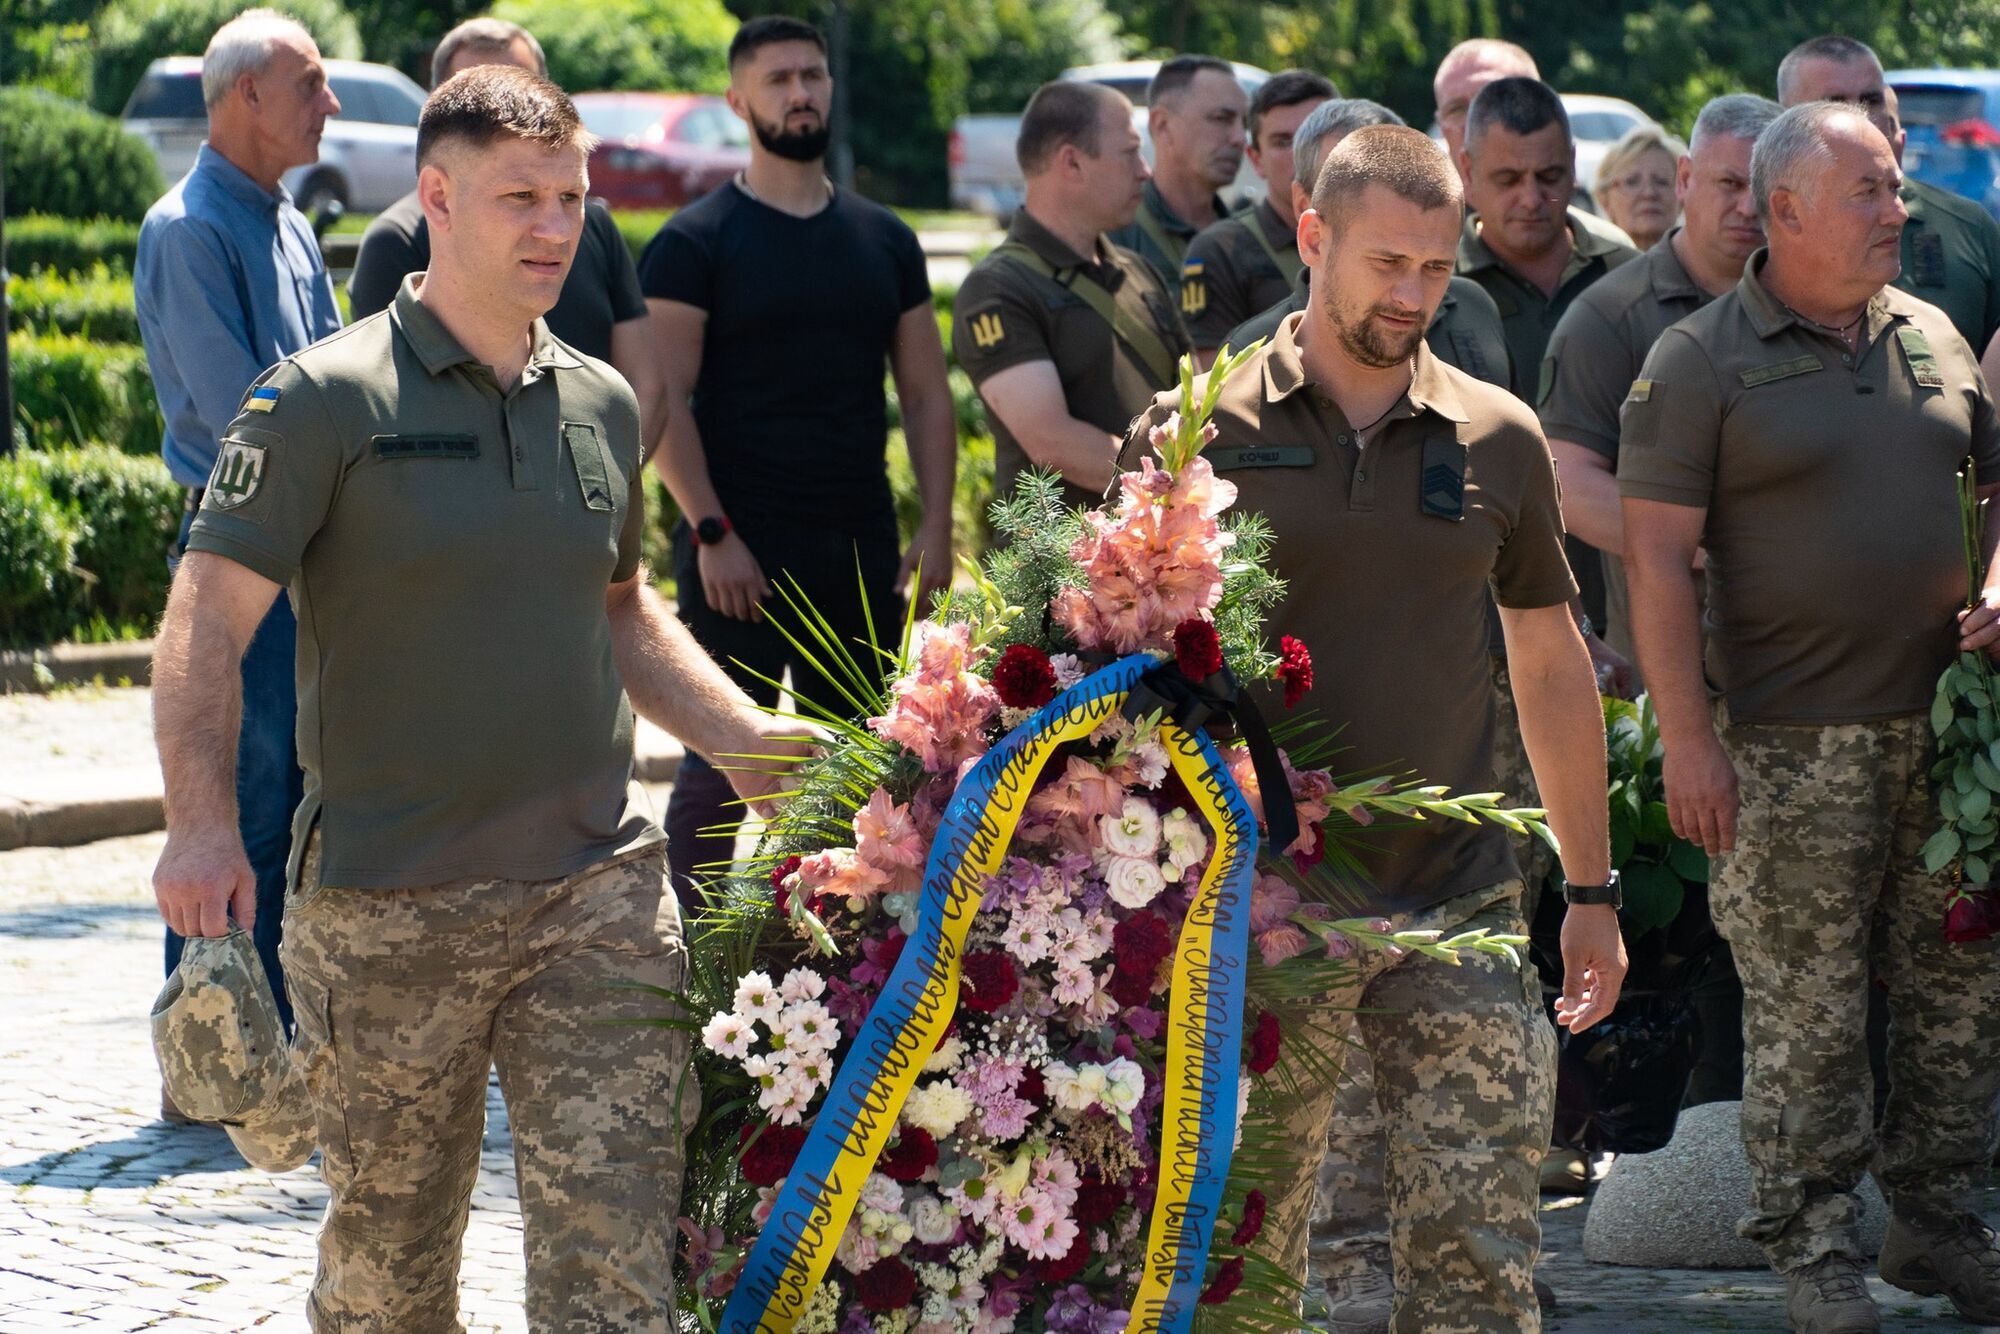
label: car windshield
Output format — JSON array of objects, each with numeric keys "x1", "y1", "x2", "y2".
[
  {"x1": 1569, "y1": 110, "x2": 1638, "y2": 142},
  {"x1": 579, "y1": 102, "x2": 671, "y2": 142},
  {"x1": 1895, "y1": 85, "x2": 1989, "y2": 127},
  {"x1": 124, "y1": 72, "x2": 206, "y2": 120}
]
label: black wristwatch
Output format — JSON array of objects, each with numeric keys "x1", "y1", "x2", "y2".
[
  {"x1": 1563, "y1": 870, "x2": 1622, "y2": 908},
  {"x1": 694, "y1": 515, "x2": 732, "y2": 546}
]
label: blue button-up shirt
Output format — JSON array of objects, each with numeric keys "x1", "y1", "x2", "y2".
[{"x1": 135, "y1": 144, "x2": 344, "y2": 487}]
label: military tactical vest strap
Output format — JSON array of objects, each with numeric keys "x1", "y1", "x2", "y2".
[
  {"x1": 1136, "y1": 206, "x2": 1189, "y2": 278},
  {"x1": 1247, "y1": 212, "x2": 1304, "y2": 285},
  {"x1": 992, "y1": 241, "x2": 1181, "y2": 387}
]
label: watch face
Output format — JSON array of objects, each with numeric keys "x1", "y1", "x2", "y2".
[{"x1": 697, "y1": 518, "x2": 726, "y2": 545}]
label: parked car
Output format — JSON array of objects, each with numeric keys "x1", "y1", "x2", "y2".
[
  {"x1": 1561, "y1": 93, "x2": 1656, "y2": 198},
  {"x1": 571, "y1": 92, "x2": 750, "y2": 211},
  {"x1": 948, "y1": 60, "x2": 1271, "y2": 223},
  {"x1": 120, "y1": 55, "x2": 424, "y2": 214},
  {"x1": 1886, "y1": 69, "x2": 2000, "y2": 220}
]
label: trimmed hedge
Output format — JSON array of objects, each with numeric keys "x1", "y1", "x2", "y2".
[
  {"x1": 0, "y1": 445, "x2": 178, "y2": 648},
  {"x1": 8, "y1": 266, "x2": 143, "y2": 344},
  {"x1": 10, "y1": 333, "x2": 161, "y2": 456},
  {"x1": 8, "y1": 215, "x2": 143, "y2": 277},
  {"x1": 0, "y1": 88, "x2": 164, "y2": 223}
]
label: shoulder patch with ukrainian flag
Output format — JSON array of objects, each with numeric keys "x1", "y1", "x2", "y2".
[{"x1": 243, "y1": 384, "x2": 282, "y2": 414}]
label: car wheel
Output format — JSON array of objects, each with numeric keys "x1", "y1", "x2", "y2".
[{"x1": 296, "y1": 171, "x2": 348, "y2": 217}]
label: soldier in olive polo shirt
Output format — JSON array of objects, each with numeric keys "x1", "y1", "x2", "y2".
[
  {"x1": 1541, "y1": 93, "x2": 1780, "y2": 663},
  {"x1": 955, "y1": 80, "x2": 1189, "y2": 511},
  {"x1": 1620, "y1": 103, "x2": 2000, "y2": 1332},
  {"x1": 1181, "y1": 70, "x2": 1334, "y2": 360},
  {"x1": 1107, "y1": 55, "x2": 1246, "y2": 305},
  {"x1": 150, "y1": 69, "x2": 806, "y2": 1331},
  {"x1": 1777, "y1": 35, "x2": 2000, "y2": 354},
  {"x1": 1229, "y1": 97, "x2": 1510, "y2": 389},
  {"x1": 1121, "y1": 124, "x2": 1624, "y2": 1332}
]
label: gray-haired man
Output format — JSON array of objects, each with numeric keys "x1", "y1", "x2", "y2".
[{"x1": 1622, "y1": 101, "x2": 2000, "y2": 1332}]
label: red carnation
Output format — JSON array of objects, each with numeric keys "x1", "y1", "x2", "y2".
[
  {"x1": 1075, "y1": 1179, "x2": 1128, "y2": 1225},
  {"x1": 1275, "y1": 635, "x2": 1314, "y2": 708},
  {"x1": 879, "y1": 1126, "x2": 938, "y2": 1182},
  {"x1": 1200, "y1": 1255, "x2": 1245, "y2": 1305},
  {"x1": 1112, "y1": 912, "x2": 1174, "y2": 974},
  {"x1": 854, "y1": 1254, "x2": 918, "y2": 1311},
  {"x1": 1230, "y1": 1189, "x2": 1267, "y2": 1246},
  {"x1": 1107, "y1": 965, "x2": 1155, "y2": 1009},
  {"x1": 1034, "y1": 1226, "x2": 1093, "y2": 1283},
  {"x1": 738, "y1": 1122, "x2": 808, "y2": 1187},
  {"x1": 1248, "y1": 1009, "x2": 1282, "y2": 1075},
  {"x1": 1173, "y1": 617, "x2": 1224, "y2": 680},
  {"x1": 993, "y1": 643, "x2": 1058, "y2": 709},
  {"x1": 959, "y1": 951, "x2": 1020, "y2": 1012},
  {"x1": 770, "y1": 854, "x2": 803, "y2": 913},
  {"x1": 1946, "y1": 886, "x2": 2000, "y2": 943}
]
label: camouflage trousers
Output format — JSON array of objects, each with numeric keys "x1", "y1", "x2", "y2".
[
  {"x1": 1710, "y1": 708, "x2": 2000, "y2": 1273},
  {"x1": 1261, "y1": 879, "x2": 1556, "y2": 1333},
  {"x1": 279, "y1": 836, "x2": 696, "y2": 1332},
  {"x1": 1307, "y1": 664, "x2": 1549, "y2": 1294}
]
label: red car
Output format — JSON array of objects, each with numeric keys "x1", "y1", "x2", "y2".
[{"x1": 573, "y1": 92, "x2": 752, "y2": 210}]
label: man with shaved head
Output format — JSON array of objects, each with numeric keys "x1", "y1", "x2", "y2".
[
  {"x1": 1434, "y1": 38, "x2": 1539, "y2": 165},
  {"x1": 1120, "y1": 124, "x2": 1623, "y2": 1331},
  {"x1": 1621, "y1": 101, "x2": 2000, "y2": 1332}
]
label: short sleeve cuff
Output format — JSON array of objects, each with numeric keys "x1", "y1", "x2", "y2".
[
  {"x1": 1539, "y1": 417, "x2": 1620, "y2": 460},
  {"x1": 1617, "y1": 478, "x2": 1713, "y2": 507},
  {"x1": 182, "y1": 525, "x2": 300, "y2": 588},
  {"x1": 964, "y1": 346, "x2": 1057, "y2": 384},
  {"x1": 1494, "y1": 576, "x2": 1581, "y2": 611}
]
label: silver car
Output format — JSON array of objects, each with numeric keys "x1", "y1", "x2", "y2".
[{"x1": 121, "y1": 55, "x2": 425, "y2": 214}]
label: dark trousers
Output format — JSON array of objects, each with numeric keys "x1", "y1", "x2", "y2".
[
  {"x1": 164, "y1": 501, "x2": 302, "y2": 1032},
  {"x1": 664, "y1": 519, "x2": 899, "y2": 907}
]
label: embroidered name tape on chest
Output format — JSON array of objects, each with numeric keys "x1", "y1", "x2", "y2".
[
  {"x1": 372, "y1": 434, "x2": 479, "y2": 458},
  {"x1": 1208, "y1": 445, "x2": 1314, "y2": 469},
  {"x1": 1739, "y1": 356, "x2": 1822, "y2": 388}
]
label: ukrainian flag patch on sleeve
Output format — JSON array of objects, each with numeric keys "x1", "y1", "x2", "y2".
[{"x1": 244, "y1": 385, "x2": 282, "y2": 414}]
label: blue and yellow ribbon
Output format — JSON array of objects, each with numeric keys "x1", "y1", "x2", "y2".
[{"x1": 722, "y1": 653, "x2": 1257, "y2": 1333}]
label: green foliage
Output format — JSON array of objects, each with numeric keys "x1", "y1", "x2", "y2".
[
  {"x1": 8, "y1": 266, "x2": 144, "y2": 344},
  {"x1": 887, "y1": 428, "x2": 994, "y2": 564},
  {"x1": 0, "y1": 445, "x2": 178, "y2": 648},
  {"x1": 5, "y1": 215, "x2": 143, "y2": 277},
  {"x1": 90, "y1": 0, "x2": 363, "y2": 116},
  {"x1": 0, "y1": 88, "x2": 164, "y2": 223},
  {"x1": 1927, "y1": 465, "x2": 2000, "y2": 886},
  {"x1": 968, "y1": 470, "x2": 1087, "y2": 653},
  {"x1": 493, "y1": 0, "x2": 732, "y2": 95},
  {"x1": 9, "y1": 333, "x2": 162, "y2": 456},
  {"x1": 1602, "y1": 693, "x2": 1708, "y2": 936}
]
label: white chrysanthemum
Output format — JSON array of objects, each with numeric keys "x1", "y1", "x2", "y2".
[
  {"x1": 924, "y1": 1035, "x2": 965, "y2": 1073},
  {"x1": 732, "y1": 971, "x2": 783, "y2": 1025},
  {"x1": 779, "y1": 967, "x2": 827, "y2": 1003},
  {"x1": 700, "y1": 1011, "x2": 755, "y2": 1061},
  {"x1": 774, "y1": 999, "x2": 840, "y2": 1054},
  {"x1": 1100, "y1": 796, "x2": 1163, "y2": 858},
  {"x1": 1103, "y1": 855, "x2": 1167, "y2": 909},
  {"x1": 902, "y1": 1079, "x2": 973, "y2": 1137}
]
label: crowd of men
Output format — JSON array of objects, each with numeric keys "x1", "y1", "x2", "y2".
[{"x1": 130, "y1": 7, "x2": 2000, "y2": 1332}]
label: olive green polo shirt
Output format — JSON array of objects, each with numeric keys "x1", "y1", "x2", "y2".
[
  {"x1": 1107, "y1": 180, "x2": 1231, "y2": 309},
  {"x1": 1182, "y1": 197, "x2": 1301, "y2": 348},
  {"x1": 1540, "y1": 229, "x2": 1717, "y2": 655},
  {"x1": 1895, "y1": 177, "x2": 2000, "y2": 354},
  {"x1": 1224, "y1": 270, "x2": 1511, "y2": 389},
  {"x1": 953, "y1": 208, "x2": 1189, "y2": 511},
  {"x1": 1618, "y1": 253, "x2": 2000, "y2": 726},
  {"x1": 186, "y1": 277, "x2": 660, "y2": 890},
  {"x1": 1118, "y1": 312, "x2": 1576, "y2": 912}
]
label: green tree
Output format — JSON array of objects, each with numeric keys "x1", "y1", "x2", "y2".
[
  {"x1": 492, "y1": 0, "x2": 734, "y2": 94},
  {"x1": 1, "y1": 86, "x2": 165, "y2": 220},
  {"x1": 89, "y1": 0, "x2": 363, "y2": 115}
]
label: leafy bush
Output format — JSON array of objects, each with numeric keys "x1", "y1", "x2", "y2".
[
  {"x1": 491, "y1": 0, "x2": 731, "y2": 96},
  {"x1": 888, "y1": 428, "x2": 995, "y2": 560},
  {"x1": 0, "y1": 467, "x2": 84, "y2": 648},
  {"x1": 15, "y1": 446, "x2": 180, "y2": 632},
  {"x1": 6, "y1": 216, "x2": 143, "y2": 277},
  {"x1": 10, "y1": 334, "x2": 161, "y2": 456},
  {"x1": 90, "y1": 0, "x2": 363, "y2": 116},
  {"x1": 0, "y1": 88, "x2": 165, "y2": 223},
  {"x1": 8, "y1": 266, "x2": 143, "y2": 344}
]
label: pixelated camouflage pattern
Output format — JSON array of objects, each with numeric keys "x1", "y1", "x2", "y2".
[
  {"x1": 151, "y1": 928, "x2": 316, "y2": 1171},
  {"x1": 1256, "y1": 880, "x2": 1556, "y2": 1333},
  {"x1": 280, "y1": 837, "x2": 696, "y2": 1332},
  {"x1": 1710, "y1": 708, "x2": 2000, "y2": 1273}
]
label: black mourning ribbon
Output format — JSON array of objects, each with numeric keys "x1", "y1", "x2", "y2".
[{"x1": 1122, "y1": 659, "x2": 1301, "y2": 856}]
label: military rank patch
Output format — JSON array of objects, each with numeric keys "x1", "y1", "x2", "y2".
[
  {"x1": 206, "y1": 436, "x2": 267, "y2": 510},
  {"x1": 1897, "y1": 326, "x2": 1945, "y2": 388},
  {"x1": 1180, "y1": 261, "x2": 1207, "y2": 317},
  {"x1": 243, "y1": 385, "x2": 282, "y2": 414},
  {"x1": 967, "y1": 306, "x2": 1005, "y2": 350}
]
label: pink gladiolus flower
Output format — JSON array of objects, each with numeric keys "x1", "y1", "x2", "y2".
[
  {"x1": 1248, "y1": 873, "x2": 1310, "y2": 966},
  {"x1": 1053, "y1": 455, "x2": 1238, "y2": 654},
  {"x1": 853, "y1": 787, "x2": 925, "y2": 896},
  {"x1": 869, "y1": 622, "x2": 999, "y2": 773}
]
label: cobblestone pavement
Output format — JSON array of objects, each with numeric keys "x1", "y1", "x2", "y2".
[{"x1": 3, "y1": 832, "x2": 1996, "y2": 1332}]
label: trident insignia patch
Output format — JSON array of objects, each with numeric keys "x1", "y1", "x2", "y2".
[
  {"x1": 969, "y1": 310, "x2": 1005, "y2": 349},
  {"x1": 1180, "y1": 261, "x2": 1207, "y2": 318},
  {"x1": 207, "y1": 437, "x2": 267, "y2": 510}
]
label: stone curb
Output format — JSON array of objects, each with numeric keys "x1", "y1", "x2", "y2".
[
  {"x1": 0, "y1": 641, "x2": 155, "y2": 694},
  {"x1": 0, "y1": 748, "x2": 682, "y2": 851}
]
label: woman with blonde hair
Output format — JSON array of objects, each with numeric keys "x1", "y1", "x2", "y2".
[{"x1": 1595, "y1": 123, "x2": 1685, "y2": 250}]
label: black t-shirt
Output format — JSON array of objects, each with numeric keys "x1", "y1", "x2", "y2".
[
  {"x1": 636, "y1": 181, "x2": 930, "y2": 534},
  {"x1": 347, "y1": 194, "x2": 646, "y2": 362}
]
